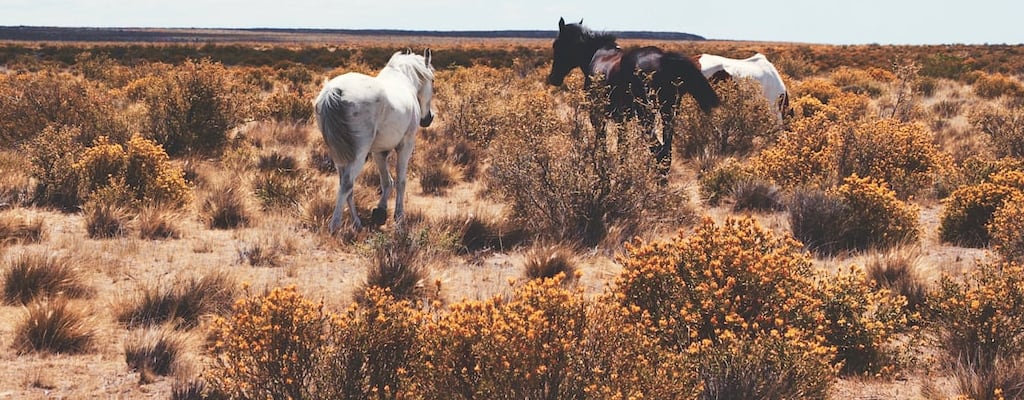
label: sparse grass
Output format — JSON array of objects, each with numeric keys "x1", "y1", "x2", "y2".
[
  {"x1": 952, "y1": 359, "x2": 1024, "y2": 400},
  {"x1": 0, "y1": 211, "x2": 45, "y2": 246},
  {"x1": 136, "y1": 205, "x2": 183, "y2": 240},
  {"x1": 84, "y1": 201, "x2": 130, "y2": 238},
  {"x1": 418, "y1": 161, "x2": 461, "y2": 195},
  {"x1": 2, "y1": 251, "x2": 92, "y2": 305},
  {"x1": 432, "y1": 210, "x2": 527, "y2": 254},
  {"x1": 201, "y1": 181, "x2": 253, "y2": 229},
  {"x1": 116, "y1": 272, "x2": 237, "y2": 329},
  {"x1": 125, "y1": 327, "x2": 191, "y2": 382},
  {"x1": 14, "y1": 298, "x2": 96, "y2": 354},
  {"x1": 865, "y1": 247, "x2": 930, "y2": 314},
  {"x1": 522, "y1": 243, "x2": 578, "y2": 284},
  {"x1": 357, "y1": 227, "x2": 428, "y2": 304}
]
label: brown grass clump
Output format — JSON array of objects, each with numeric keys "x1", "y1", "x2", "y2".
[
  {"x1": 135, "y1": 205, "x2": 183, "y2": 240},
  {"x1": 14, "y1": 298, "x2": 96, "y2": 354},
  {"x1": 357, "y1": 227, "x2": 429, "y2": 304},
  {"x1": 83, "y1": 200, "x2": 130, "y2": 239},
  {"x1": 200, "y1": 180, "x2": 253, "y2": 229},
  {"x1": 731, "y1": 176, "x2": 785, "y2": 212},
  {"x1": 116, "y1": 272, "x2": 237, "y2": 329},
  {"x1": 0, "y1": 211, "x2": 45, "y2": 246},
  {"x1": 2, "y1": 251, "x2": 92, "y2": 305},
  {"x1": 417, "y1": 161, "x2": 462, "y2": 195},
  {"x1": 522, "y1": 243, "x2": 578, "y2": 284},
  {"x1": 865, "y1": 247, "x2": 930, "y2": 314},
  {"x1": 124, "y1": 327, "x2": 192, "y2": 383}
]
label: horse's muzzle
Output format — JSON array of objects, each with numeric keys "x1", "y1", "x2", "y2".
[{"x1": 419, "y1": 112, "x2": 434, "y2": 128}]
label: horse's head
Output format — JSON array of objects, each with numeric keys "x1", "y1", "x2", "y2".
[
  {"x1": 417, "y1": 49, "x2": 435, "y2": 127},
  {"x1": 547, "y1": 17, "x2": 588, "y2": 86}
]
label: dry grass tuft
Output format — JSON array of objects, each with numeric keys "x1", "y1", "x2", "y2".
[
  {"x1": 136, "y1": 205, "x2": 183, "y2": 240},
  {"x1": 125, "y1": 327, "x2": 192, "y2": 383},
  {"x1": 14, "y1": 298, "x2": 96, "y2": 354},
  {"x1": 201, "y1": 181, "x2": 253, "y2": 229},
  {"x1": 2, "y1": 251, "x2": 92, "y2": 305},
  {"x1": 418, "y1": 161, "x2": 462, "y2": 195},
  {"x1": 0, "y1": 210, "x2": 45, "y2": 246},
  {"x1": 357, "y1": 227, "x2": 429, "y2": 304},
  {"x1": 84, "y1": 201, "x2": 131, "y2": 238},
  {"x1": 522, "y1": 243, "x2": 579, "y2": 284},
  {"x1": 865, "y1": 246, "x2": 930, "y2": 313},
  {"x1": 117, "y1": 272, "x2": 237, "y2": 329}
]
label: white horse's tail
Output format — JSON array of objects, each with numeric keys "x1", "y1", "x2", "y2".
[{"x1": 314, "y1": 86, "x2": 357, "y2": 164}]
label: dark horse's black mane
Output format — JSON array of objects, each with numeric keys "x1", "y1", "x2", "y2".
[{"x1": 547, "y1": 18, "x2": 719, "y2": 179}]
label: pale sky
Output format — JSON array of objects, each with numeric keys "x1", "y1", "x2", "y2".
[{"x1": 2, "y1": 0, "x2": 1022, "y2": 45}]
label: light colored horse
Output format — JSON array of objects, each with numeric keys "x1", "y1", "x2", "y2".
[
  {"x1": 694, "y1": 53, "x2": 790, "y2": 120},
  {"x1": 314, "y1": 49, "x2": 435, "y2": 231}
]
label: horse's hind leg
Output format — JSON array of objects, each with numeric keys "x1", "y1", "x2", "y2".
[
  {"x1": 332, "y1": 155, "x2": 368, "y2": 231},
  {"x1": 371, "y1": 151, "x2": 393, "y2": 225}
]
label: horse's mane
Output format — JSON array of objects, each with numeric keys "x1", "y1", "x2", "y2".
[
  {"x1": 569, "y1": 23, "x2": 618, "y2": 49},
  {"x1": 385, "y1": 52, "x2": 434, "y2": 88}
]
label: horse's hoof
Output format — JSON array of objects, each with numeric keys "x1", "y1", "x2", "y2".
[{"x1": 371, "y1": 207, "x2": 387, "y2": 225}]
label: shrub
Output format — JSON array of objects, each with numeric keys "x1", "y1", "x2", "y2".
[
  {"x1": 817, "y1": 266, "x2": 910, "y2": 376},
  {"x1": 2, "y1": 251, "x2": 92, "y2": 305},
  {"x1": 207, "y1": 286, "x2": 330, "y2": 400},
  {"x1": 697, "y1": 157, "x2": 750, "y2": 206},
  {"x1": 117, "y1": 272, "x2": 236, "y2": 329},
  {"x1": 930, "y1": 261, "x2": 1024, "y2": 398},
  {"x1": 141, "y1": 59, "x2": 247, "y2": 156},
  {"x1": 253, "y1": 169, "x2": 312, "y2": 210},
  {"x1": 26, "y1": 125, "x2": 85, "y2": 209},
  {"x1": 973, "y1": 72, "x2": 1024, "y2": 99},
  {"x1": 0, "y1": 70, "x2": 131, "y2": 146},
  {"x1": 417, "y1": 161, "x2": 461, "y2": 195},
  {"x1": 615, "y1": 217, "x2": 837, "y2": 397},
  {"x1": 790, "y1": 175, "x2": 920, "y2": 255},
  {"x1": 261, "y1": 90, "x2": 313, "y2": 123},
  {"x1": 320, "y1": 287, "x2": 422, "y2": 399},
  {"x1": 436, "y1": 65, "x2": 518, "y2": 145},
  {"x1": 835, "y1": 119, "x2": 945, "y2": 198},
  {"x1": 487, "y1": 85, "x2": 684, "y2": 246},
  {"x1": 430, "y1": 210, "x2": 527, "y2": 254},
  {"x1": 14, "y1": 298, "x2": 96, "y2": 354},
  {"x1": 971, "y1": 104, "x2": 1024, "y2": 158},
  {"x1": 939, "y1": 174, "x2": 1023, "y2": 247},
  {"x1": 73, "y1": 134, "x2": 192, "y2": 208},
  {"x1": 991, "y1": 193, "x2": 1024, "y2": 263},
  {"x1": 731, "y1": 176, "x2": 785, "y2": 212},
  {"x1": 675, "y1": 78, "x2": 780, "y2": 158}
]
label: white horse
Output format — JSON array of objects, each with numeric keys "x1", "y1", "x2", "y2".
[
  {"x1": 694, "y1": 53, "x2": 790, "y2": 120},
  {"x1": 314, "y1": 49, "x2": 435, "y2": 231}
]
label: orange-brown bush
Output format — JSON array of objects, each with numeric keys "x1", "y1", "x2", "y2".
[
  {"x1": 971, "y1": 71, "x2": 1024, "y2": 99},
  {"x1": 138, "y1": 59, "x2": 250, "y2": 156},
  {"x1": 990, "y1": 192, "x2": 1024, "y2": 263},
  {"x1": 616, "y1": 217, "x2": 837, "y2": 398},
  {"x1": 26, "y1": 125, "x2": 86, "y2": 209},
  {"x1": 971, "y1": 103, "x2": 1024, "y2": 158},
  {"x1": 0, "y1": 70, "x2": 131, "y2": 146},
  {"x1": 835, "y1": 119, "x2": 946, "y2": 198},
  {"x1": 486, "y1": 83, "x2": 686, "y2": 247}
]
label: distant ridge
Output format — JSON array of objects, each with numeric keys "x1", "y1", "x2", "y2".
[{"x1": 0, "y1": 26, "x2": 706, "y2": 43}]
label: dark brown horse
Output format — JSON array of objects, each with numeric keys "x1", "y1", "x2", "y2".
[{"x1": 547, "y1": 18, "x2": 720, "y2": 177}]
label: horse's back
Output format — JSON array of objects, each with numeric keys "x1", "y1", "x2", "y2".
[{"x1": 698, "y1": 53, "x2": 787, "y2": 107}]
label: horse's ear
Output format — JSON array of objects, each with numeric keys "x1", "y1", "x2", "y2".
[
  {"x1": 423, "y1": 48, "x2": 432, "y2": 66},
  {"x1": 404, "y1": 47, "x2": 413, "y2": 54},
  {"x1": 558, "y1": 17, "x2": 565, "y2": 30},
  {"x1": 579, "y1": 19, "x2": 583, "y2": 25}
]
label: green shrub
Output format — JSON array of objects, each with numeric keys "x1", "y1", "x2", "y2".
[
  {"x1": 675, "y1": 78, "x2": 780, "y2": 158},
  {"x1": 939, "y1": 172, "x2": 1023, "y2": 247},
  {"x1": 26, "y1": 125, "x2": 86, "y2": 209}
]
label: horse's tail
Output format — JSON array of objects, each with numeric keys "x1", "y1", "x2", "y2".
[
  {"x1": 314, "y1": 85, "x2": 357, "y2": 164},
  {"x1": 665, "y1": 53, "x2": 720, "y2": 112}
]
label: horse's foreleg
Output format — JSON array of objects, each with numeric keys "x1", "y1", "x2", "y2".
[
  {"x1": 393, "y1": 136, "x2": 416, "y2": 223},
  {"x1": 656, "y1": 105, "x2": 676, "y2": 181},
  {"x1": 371, "y1": 151, "x2": 392, "y2": 225}
]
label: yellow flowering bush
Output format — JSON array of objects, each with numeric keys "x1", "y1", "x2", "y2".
[
  {"x1": 675, "y1": 77, "x2": 779, "y2": 158},
  {"x1": 321, "y1": 287, "x2": 422, "y2": 399},
  {"x1": 832, "y1": 174, "x2": 920, "y2": 251},
  {"x1": 817, "y1": 266, "x2": 911, "y2": 376},
  {"x1": 616, "y1": 217, "x2": 838, "y2": 398},
  {"x1": 970, "y1": 104, "x2": 1024, "y2": 158},
  {"x1": 206, "y1": 286, "x2": 330, "y2": 399},
  {"x1": 990, "y1": 192, "x2": 1024, "y2": 263},
  {"x1": 930, "y1": 261, "x2": 1024, "y2": 400},
  {"x1": 939, "y1": 170, "x2": 1024, "y2": 247},
  {"x1": 836, "y1": 118, "x2": 946, "y2": 197},
  {"x1": 72, "y1": 134, "x2": 191, "y2": 208}
]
